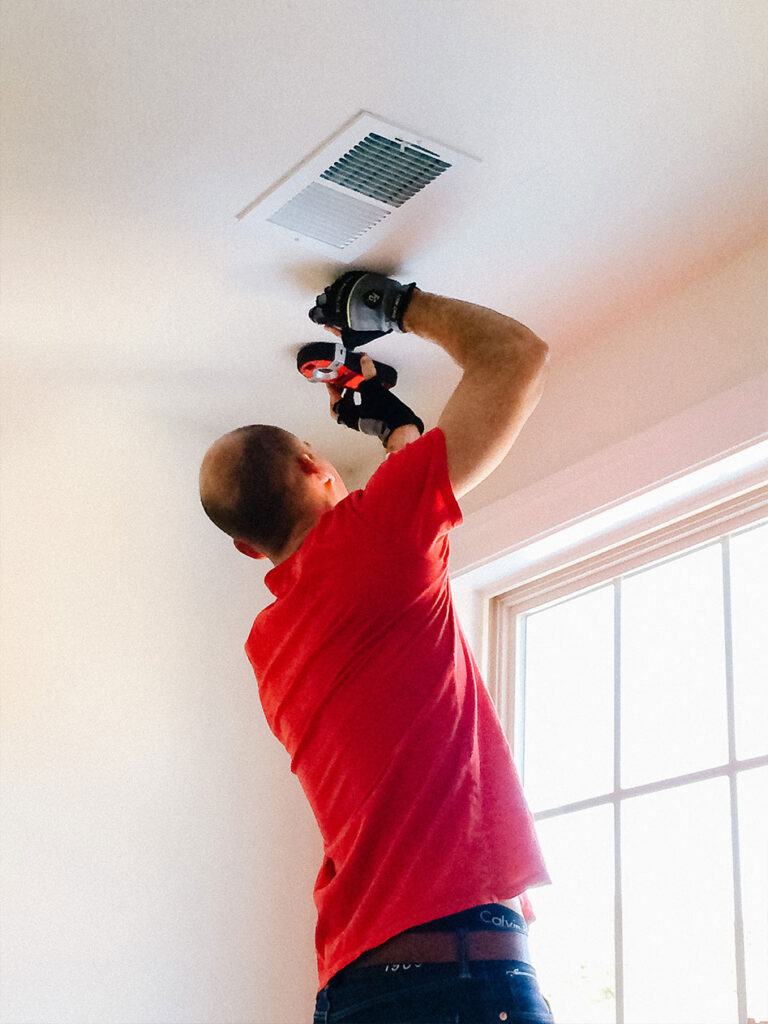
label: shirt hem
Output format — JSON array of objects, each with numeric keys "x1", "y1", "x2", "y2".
[{"x1": 315, "y1": 871, "x2": 551, "y2": 991}]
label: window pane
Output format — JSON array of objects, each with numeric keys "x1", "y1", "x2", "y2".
[
  {"x1": 620, "y1": 544, "x2": 727, "y2": 788},
  {"x1": 621, "y1": 779, "x2": 738, "y2": 1024},
  {"x1": 522, "y1": 585, "x2": 614, "y2": 810},
  {"x1": 730, "y1": 522, "x2": 768, "y2": 760},
  {"x1": 531, "y1": 806, "x2": 615, "y2": 1024},
  {"x1": 739, "y1": 766, "x2": 768, "y2": 1023}
]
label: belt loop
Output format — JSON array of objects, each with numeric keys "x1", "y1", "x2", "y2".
[
  {"x1": 457, "y1": 927, "x2": 470, "y2": 979},
  {"x1": 313, "y1": 984, "x2": 330, "y2": 1024}
]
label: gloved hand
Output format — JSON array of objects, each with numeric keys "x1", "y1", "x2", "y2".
[
  {"x1": 309, "y1": 271, "x2": 417, "y2": 349},
  {"x1": 329, "y1": 355, "x2": 424, "y2": 447}
]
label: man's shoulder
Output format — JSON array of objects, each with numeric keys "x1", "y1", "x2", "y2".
[
  {"x1": 367, "y1": 428, "x2": 444, "y2": 486},
  {"x1": 356, "y1": 428, "x2": 462, "y2": 543}
]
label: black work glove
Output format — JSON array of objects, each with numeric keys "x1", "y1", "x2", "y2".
[
  {"x1": 309, "y1": 271, "x2": 417, "y2": 349},
  {"x1": 333, "y1": 378, "x2": 424, "y2": 447}
]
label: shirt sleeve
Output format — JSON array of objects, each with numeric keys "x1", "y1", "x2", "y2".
[{"x1": 357, "y1": 427, "x2": 463, "y2": 549}]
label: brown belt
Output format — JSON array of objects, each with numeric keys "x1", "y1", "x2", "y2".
[{"x1": 353, "y1": 928, "x2": 532, "y2": 967}]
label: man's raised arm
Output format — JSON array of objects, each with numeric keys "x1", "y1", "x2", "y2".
[
  {"x1": 403, "y1": 289, "x2": 549, "y2": 499},
  {"x1": 309, "y1": 273, "x2": 549, "y2": 495}
]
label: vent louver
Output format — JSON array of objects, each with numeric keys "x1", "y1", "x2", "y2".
[
  {"x1": 267, "y1": 182, "x2": 391, "y2": 249},
  {"x1": 319, "y1": 133, "x2": 452, "y2": 208},
  {"x1": 237, "y1": 112, "x2": 477, "y2": 261}
]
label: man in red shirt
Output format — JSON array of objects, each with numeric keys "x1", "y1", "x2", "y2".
[{"x1": 199, "y1": 273, "x2": 553, "y2": 1023}]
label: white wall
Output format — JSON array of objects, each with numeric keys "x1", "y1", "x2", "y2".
[{"x1": 0, "y1": 381, "x2": 320, "y2": 1023}]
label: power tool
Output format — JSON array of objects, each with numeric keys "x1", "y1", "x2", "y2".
[{"x1": 296, "y1": 341, "x2": 397, "y2": 391}]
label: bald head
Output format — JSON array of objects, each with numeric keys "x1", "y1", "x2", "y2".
[
  {"x1": 199, "y1": 430, "x2": 251, "y2": 511},
  {"x1": 199, "y1": 425, "x2": 306, "y2": 555}
]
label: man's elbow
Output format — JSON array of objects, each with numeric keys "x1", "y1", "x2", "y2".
[
  {"x1": 523, "y1": 329, "x2": 549, "y2": 364},
  {"x1": 468, "y1": 325, "x2": 549, "y2": 388},
  {"x1": 512, "y1": 330, "x2": 550, "y2": 383}
]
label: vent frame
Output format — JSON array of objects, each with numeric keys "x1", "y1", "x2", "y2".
[{"x1": 236, "y1": 111, "x2": 479, "y2": 261}]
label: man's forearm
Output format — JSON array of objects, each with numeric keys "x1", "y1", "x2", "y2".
[{"x1": 402, "y1": 289, "x2": 546, "y2": 371}]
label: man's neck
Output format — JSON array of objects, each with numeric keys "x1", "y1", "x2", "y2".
[{"x1": 270, "y1": 501, "x2": 334, "y2": 566}]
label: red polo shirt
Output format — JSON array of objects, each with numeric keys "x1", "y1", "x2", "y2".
[{"x1": 245, "y1": 428, "x2": 549, "y2": 989}]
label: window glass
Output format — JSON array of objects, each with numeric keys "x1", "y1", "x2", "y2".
[
  {"x1": 522, "y1": 584, "x2": 614, "y2": 810},
  {"x1": 621, "y1": 779, "x2": 738, "y2": 1024},
  {"x1": 729, "y1": 522, "x2": 768, "y2": 760},
  {"x1": 620, "y1": 544, "x2": 727, "y2": 788},
  {"x1": 531, "y1": 805, "x2": 615, "y2": 1024},
  {"x1": 739, "y1": 766, "x2": 768, "y2": 1023}
]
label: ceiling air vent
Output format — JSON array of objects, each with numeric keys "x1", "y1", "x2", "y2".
[{"x1": 236, "y1": 112, "x2": 478, "y2": 261}]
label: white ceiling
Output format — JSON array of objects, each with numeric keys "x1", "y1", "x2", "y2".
[{"x1": 2, "y1": 1, "x2": 767, "y2": 498}]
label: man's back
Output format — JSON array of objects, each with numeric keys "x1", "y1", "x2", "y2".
[{"x1": 245, "y1": 428, "x2": 548, "y2": 988}]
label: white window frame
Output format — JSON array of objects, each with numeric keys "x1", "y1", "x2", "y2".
[{"x1": 483, "y1": 484, "x2": 768, "y2": 1024}]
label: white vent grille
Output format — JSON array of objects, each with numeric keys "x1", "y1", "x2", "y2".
[
  {"x1": 267, "y1": 182, "x2": 391, "y2": 250},
  {"x1": 237, "y1": 112, "x2": 477, "y2": 261}
]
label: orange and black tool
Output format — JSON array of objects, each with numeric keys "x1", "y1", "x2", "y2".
[{"x1": 297, "y1": 341, "x2": 398, "y2": 391}]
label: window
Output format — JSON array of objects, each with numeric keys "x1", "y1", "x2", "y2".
[{"x1": 490, "y1": 494, "x2": 768, "y2": 1024}]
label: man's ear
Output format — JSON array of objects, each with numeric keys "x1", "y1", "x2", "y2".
[
  {"x1": 297, "y1": 452, "x2": 333, "y2": 485},
  {"x1": 297, "y1": 452, "x2": 317, "y2": 476},
  {"x1": 233, "y1": 539, "x2": 266, "y2": 560}
]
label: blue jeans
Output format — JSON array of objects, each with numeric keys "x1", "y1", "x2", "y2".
[
  {"x1": 313, "y1": 904, "x2": 554, "y2": 1023},
  {"x1": 313, "y1": 960, "x2": 554, "y2": 1023}
]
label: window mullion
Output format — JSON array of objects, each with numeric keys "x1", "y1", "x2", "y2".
[
  {"x1": 512, "y1": 607, "x2": 527, "y2": 782},
  {"x1": 722, "y1": 537, "x2": 748, "y2": 1024},
  {"x1": 613, "y1": 579, "x2": 625, "y2": 1024}
]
